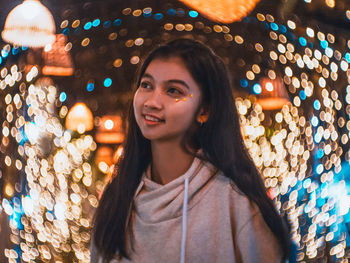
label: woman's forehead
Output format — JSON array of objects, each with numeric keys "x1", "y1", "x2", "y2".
[{"x1": 143, "y1": 57, "x2": 198, "y2": 86}]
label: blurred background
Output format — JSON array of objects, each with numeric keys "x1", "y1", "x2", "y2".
[{"x1": 0, "y1": 0, "x2": 349, "y2": 262}]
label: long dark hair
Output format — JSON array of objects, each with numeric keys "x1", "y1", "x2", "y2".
[{"x1": 93, "y1": 38, "x2": 291, "y2": 262}]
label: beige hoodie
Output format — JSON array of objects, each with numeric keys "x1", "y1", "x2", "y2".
[{"x1": 91, "y1": 157, "x2": 283, "y2": 263}]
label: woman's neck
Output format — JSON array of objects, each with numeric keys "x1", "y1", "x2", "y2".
[{"x1": 150, "y1": 140, "x2": 194, "y2": 185}]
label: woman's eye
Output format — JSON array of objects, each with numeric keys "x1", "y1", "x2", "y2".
[
  {"x1": 167, "y1": 87, "x2": 182, "y2": 95},
  {"x1": 140, "y1": 82, "x2": 151, "y2": 89}
]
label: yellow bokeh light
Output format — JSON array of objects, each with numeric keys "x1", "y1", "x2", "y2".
[
  {"x1": 60, "y1": 20, "x2": 68, "y2": 29},
  {"x1": 81, "y1": 38, "x2": 90, "y2": 47},
  {"x1": 72, "y1": 20, "x2": 80, "y2": 28},
  {"x1": 175, "y1": 24, "x2": 185, "y2": 31},
  {"x1": 5, "y1": 184, "x2": 14, "y2": 196},
  {"x1": 164, "y1": 23, "x2": 174, "y2": 31},
  {"x1": 234, "y1": 35, "x2": 244, "y2": 44},
  {"x1": 113, "y1": 58, "x2": 123, "y2": 68},
  {"x1": 325, "y1": 0, "x2": 335, "y2": 8}
]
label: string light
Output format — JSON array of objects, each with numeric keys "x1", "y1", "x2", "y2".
[{"x1": 1, "y1": 3, "x2": 350, "y2": 262}]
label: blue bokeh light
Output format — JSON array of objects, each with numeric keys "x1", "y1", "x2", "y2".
[
  {"x1": 92, "y1": 19, "x2": 100, "y2": 27},
  {"x1": 87, "y1": 82, "x2": 94, "y2": 92},
  {"x1": 113, "y1": 19, "x2": 122, "y2": 26},
  {"x1": 313, "y1": 100, "x2": 321, "y2": 110},
  {"x1": 84, "y1": 22, "x2": 92, "y2": 30},
  {"x1": 103, "y1": 21, "x2": 111, "y2": 28},
  {"x1": 240, "y1": 79, "x2": 248, "y2": 88},
  {"x1": 189, "y1": 10, "x2": 198, "y2": 18},
  {"x1": 253, "y1": 83, "x2": 262, "y2": 94},
  {"x1": 62, "y1": 28, "x2": 70, "y2": 35},
  {"x1": 154, "y1": 13, "x2": 163, "y2": 20},
  {"x1": 104, "y1": 78, "x2": 112, "y2": 87},
  {"x1": 12, "y1": 48, "x2": 19, "y2": 55},
  {"x1": 59, "y1": 92, "x2": 67, "y2": 102},
  {"x1": 316, "y1": 149, "x2": 324, "y2": 159},
  {"x1": 299, "y1": 37, "x2": 307, "y2": 47},
  {"x1": 167, "y1": 9, "x2": 176, "y2": 16},
  {"x1": 320, "y1": 40, "x2": 328, "y2": 49},
  {"x1": 270, "y1": 23, "x2": 278, "y2": 31},
  {"x1": 345, "y1": 53, "x2": 350, "y2": 63},
  {"x1": 279, "y1": 25, "x2": 287, "y2": 33}
]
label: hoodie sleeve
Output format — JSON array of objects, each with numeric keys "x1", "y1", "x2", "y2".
[{"x1": 235, "y1": 211, "x2": 283, "y2": 263}]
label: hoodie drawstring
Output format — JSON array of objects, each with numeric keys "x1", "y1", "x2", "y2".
[{"x1": 180, "y1": 177, "x2": 189, "y2": 263}]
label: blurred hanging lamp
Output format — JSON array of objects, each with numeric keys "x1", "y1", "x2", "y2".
[
  {"x1": 1, "y1": 0, "x2": 56, "y2": 48},
  {"x1": 256, "y1": 77, "x2": 290, "y2": 110},
  {"x1": 65, "y1": 103, "x2": 94, "y2": 133},
  {"x1": 95, "y1": 146, "x2": 114, "y2": 167},
  {"x1": 42, "y1": 34, "x2": 74, "y2": 76},
  {"x1": 179, "y1": 0, "x2": 261, "y2": 23},
  {"x1": 95, "y1": 115, "x2": 124, "y2": 144}
]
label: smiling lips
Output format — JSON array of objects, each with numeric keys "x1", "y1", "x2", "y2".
[{"x1": 143, "y1": 114, "x2": 165, "y2": 124}]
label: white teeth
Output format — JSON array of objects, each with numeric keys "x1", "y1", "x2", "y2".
[{"x1": 145, "y1": 115, "x2": 162, "y2": 122}]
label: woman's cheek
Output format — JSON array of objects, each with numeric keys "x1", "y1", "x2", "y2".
[
  {"x1": 133, "y1": 92, "x2": 143, "y2": 123},
  {"x1": 171, "y1": 102, "x2": 196, "y2": 122},
  {"x1": 133, "y1": 90, "x2": 143, "y2": 109}
]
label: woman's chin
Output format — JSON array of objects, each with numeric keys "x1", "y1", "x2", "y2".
[
  {"x1": 141, "y1": 132, "x2": 182, "y2": 143},
  {"x1": 141, "y1": 132, "x2": 162, "y2": 141}
]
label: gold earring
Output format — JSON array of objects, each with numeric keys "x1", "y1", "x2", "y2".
[{"x1": 198, "y1": 115, "x2": 207, "y2": 125}]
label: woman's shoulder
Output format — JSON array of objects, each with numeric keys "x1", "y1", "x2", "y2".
[
  {"x1": 213, "y1": 169, "x2": 248, "y2": 196},
  {"x1": 200, "y1": 159, "x2": 260, "y2": 214},
  {"x1": 213, "y1": 170, "x2": 260, "y2": 216}
]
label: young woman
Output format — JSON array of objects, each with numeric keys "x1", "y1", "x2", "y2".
[{"x1": 91, "y1": 38, "x2": 291, "y2": 263}]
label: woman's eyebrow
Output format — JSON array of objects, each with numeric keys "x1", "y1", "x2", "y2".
[
  {"x1": 142, "y1": 73, "x2": 190, "y2": 90},
  {"x1": 166, "y1": 80, "x2": 190, "y2": 90},
  {"x1": 141, "y1": 73, "x2": 154, "y2": 80}
]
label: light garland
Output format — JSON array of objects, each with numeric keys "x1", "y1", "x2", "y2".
[
  {"x1": 1, "y1": 3, "x2": 350, "y2": 262},
  {"x1": 0, "y1": 54, "x2": 96, "y2": 262}
]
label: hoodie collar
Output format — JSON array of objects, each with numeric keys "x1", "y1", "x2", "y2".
[{"x1": 133, "y1": 157, "x2": 217, "y2": 223}]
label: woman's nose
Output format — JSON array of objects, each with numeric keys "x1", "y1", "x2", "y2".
[{"x1": 144, "y1": 89, "x2": 163, "y2": 109}]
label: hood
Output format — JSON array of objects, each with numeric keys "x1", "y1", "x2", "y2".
[{"x1": 133, "y1": 157, "x2": 218, "y2": 223}]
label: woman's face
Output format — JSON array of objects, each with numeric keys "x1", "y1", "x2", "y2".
[{"x1": 133, "y1": 57, "x2": 203, "y2": 143}]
